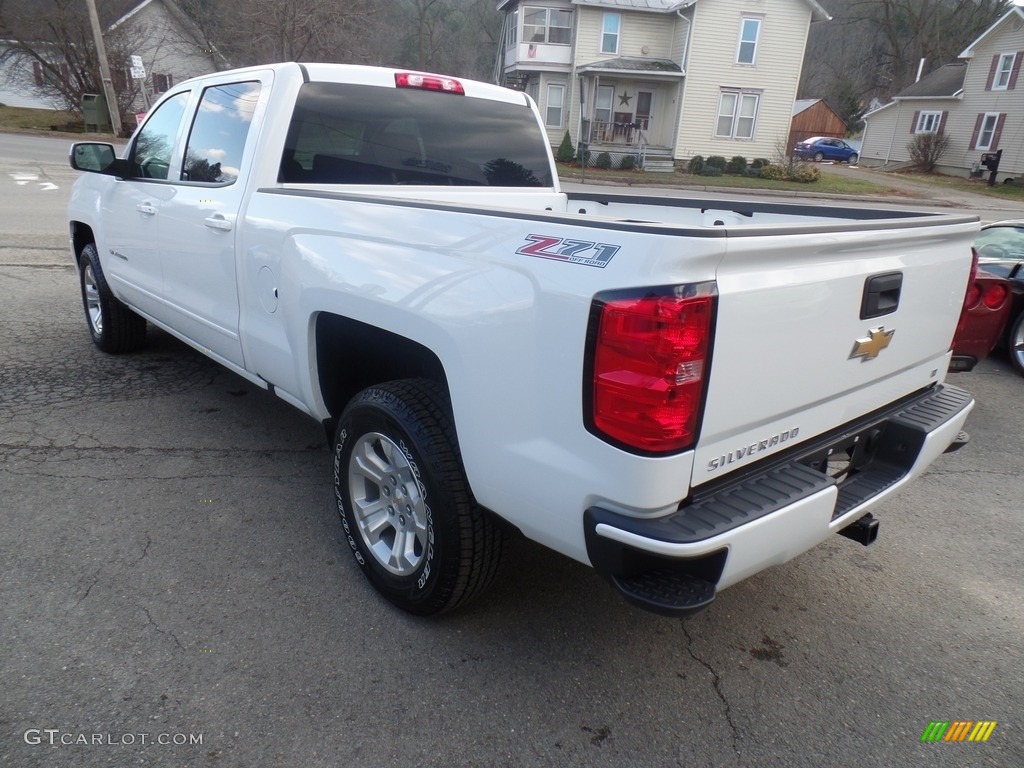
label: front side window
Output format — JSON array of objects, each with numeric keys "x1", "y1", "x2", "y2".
[
  {"x1": 280, "y1": 82, "x2": 553, "y2": 187},
  {"x1": 737, "y1": 17, "x2": 761, "y2": 65},
  {"x1": 715, "y1": 90, "x2": 759, "y2": 139},
  {"x1": 601, "y1": 13, "x2": 621, "y2": 54},
  {"x1": 995, "y1": 53, "x2": 1015, "y2": 89},
  {"x1": 131, "y1": 91, "x2": 190, "y2": 179},
  {"x1": 181, "y1": 81, "x2": 261, "y2": 184},
  {"x1": 915, "y1": 111, "x2": 942, "y2": 134},
  {"x1": 523, "y1": 7, "x2": 572, "y2": 45},
  {"x1": 977, "y1": 112, "x2": 1001, "y2": 150},
  {"x1": 546, "y1": 83, "x2": 564, "y2": 127}
]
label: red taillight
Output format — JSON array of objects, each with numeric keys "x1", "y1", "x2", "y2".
[
  {"x1": 395, "y1": 72, "x2": 465, "y2": 95},
  {"x1": 589, "y1": 286, "x2": 715, "y2": 453},
  {"x1": 982, "y1": 281, "x2": 1009, "y2": 309}
]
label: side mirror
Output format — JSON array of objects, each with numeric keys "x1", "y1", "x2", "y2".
[{"x1": 69, "y1": 142, "x2": 128, "y2": 176}]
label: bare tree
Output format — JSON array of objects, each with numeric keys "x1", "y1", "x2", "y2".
[
  {"x1": 0, "y1": 0, "x2": 150, "y2": 119},
  {"x1": 800, "y1": 0, "x2": 1011, "y2": 132},
  {"x1": 176, "y1": 0, "x2": 378, "y2": 67}
]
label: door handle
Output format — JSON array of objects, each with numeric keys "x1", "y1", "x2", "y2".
[
  {"x1": 136, "y1": 203, "x2": 156, "y2": 215},
  {"x1": 204, "y1": 215, "x2": 233, "y2": 231}
]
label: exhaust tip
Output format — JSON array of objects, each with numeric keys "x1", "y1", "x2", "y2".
[{"x1": 839, "y1": 513, "x2": 879, "y2": 546}]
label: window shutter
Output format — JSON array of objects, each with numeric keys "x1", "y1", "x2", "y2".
[
  {"x1": 969, "y1": 113, "x2": 984, "y2": 150},
  {"x1": 986, "y1": 54, "x2": 999, "y2": 90},
  {"x1": 938, "y1": 111, "x2": 948, "y2": 135},
  {"x1": 1009, "y1": 52, "x2": 1024, "y2": 90},
  {"x1": 167, "y1": 74, "x2": 174, "y2": 88},
  {"x1": 32, "y1": 60, "x2": 43, "y2": 87},
  {"x1": 910, "y1": 110, "x2": 920, "y2": 133},
  {"x1": 60, "y1": 63, "x2": 69, "y2": 84},
  {"x1": 992, "y1": 113, "x2": 1006, "y2": 149}
]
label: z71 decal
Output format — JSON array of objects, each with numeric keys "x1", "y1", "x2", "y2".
[{"x1": 516, "y1": 235, "x2": 620, "y2": 268}]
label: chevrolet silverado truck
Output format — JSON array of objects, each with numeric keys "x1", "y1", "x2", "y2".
[{"x1": 67, "y1": 63, "x2": 977, "y2": 616}]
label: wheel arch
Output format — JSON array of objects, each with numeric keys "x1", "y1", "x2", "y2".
[
  {"x1": 314, "y1": 312, "x2": 450, "y2": 443},
  {"x1": 70, "y1": 221, "x2": 95, "y2": 259}
]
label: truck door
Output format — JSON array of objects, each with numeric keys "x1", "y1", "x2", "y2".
[
  {"x1": 101, "y1": 91, "x2": 190, "y2": 317},
  {"x1": 156, "y1": 76, "x2": 269, "y2": 367}
]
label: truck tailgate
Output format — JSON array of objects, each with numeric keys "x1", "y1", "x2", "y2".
[{"x1": 693, "y1": 218, "x2": 977, "y2": 488}]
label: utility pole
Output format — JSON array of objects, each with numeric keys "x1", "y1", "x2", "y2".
[{"x1": 84, "y1": 0, "x2": 123, "y2": 136}]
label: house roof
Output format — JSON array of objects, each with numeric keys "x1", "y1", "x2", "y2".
[
  {"x1": 1, "y1": 0, "x2": 161, "y2": 37},
  {"x1": 578, "y1": 56, "x2": 683, "y2": 74},
  {"x1": 497, "y1": 0, "x2": 830, "y2": 20},
  {"x1": 959, "y1": 6, "x2": 1024, "y2": 58},
  {"x1": 893, "y1": 62, "x2": 967, "y2": 99},
  {"x1": 793, "y1": 99, "x2": 819, "y2": 116}
]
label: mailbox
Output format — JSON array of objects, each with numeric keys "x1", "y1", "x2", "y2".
[
  {"x1": 981, "y1": 150, "x2": 1002, "y2": 171},
  {"x1": 81, "y1": 93, "x2": 111, "y2": 130}
]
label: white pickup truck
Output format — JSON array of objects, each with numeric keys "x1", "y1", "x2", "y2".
[{"x1": 68, "y1": 63, "x2": 977, "y2": 616}]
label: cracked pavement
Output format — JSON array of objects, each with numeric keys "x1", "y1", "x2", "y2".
[{"x1": 1, "y1": 133, "x2": 1022, "y2": 767}]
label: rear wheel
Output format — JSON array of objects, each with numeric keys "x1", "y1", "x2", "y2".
[
  {"x1": 1008, "y1": 311, "x2": 1024, "y2": 376},
  {"x1": 333, "y1": 379, "x2": 503, "y2": 615},
  {"x1": 78, "y1": 243, "x2": 146, "y2": 353},
  {"x1": 813, "y1": 151, "x2": 825, "y2": 162}
]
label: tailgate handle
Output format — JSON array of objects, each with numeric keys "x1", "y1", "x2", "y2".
[{"x1": 861, "y1": 272, "x2": 902, "y2": 319}]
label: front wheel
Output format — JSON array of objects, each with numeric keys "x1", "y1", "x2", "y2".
[
  {"x1": 1008, "y1": 311, "x2": 1024, "y2": 376},
  {"x1": 333, "y1": 379, "x2": 503, "y2": 615},
  {"x1": 78, "y1": 243, "x2": 146, "y2": 353},
  {"x1": 848, "y1": 153, "x2": 859, "y2": 165}
]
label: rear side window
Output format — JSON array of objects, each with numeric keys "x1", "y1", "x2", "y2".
[
  {"x1": 280, "y1": 82, "x2": 552, "y2": 187},
  {"x1": 182, "y1": 81, "x2": 261, "y2": 184}
]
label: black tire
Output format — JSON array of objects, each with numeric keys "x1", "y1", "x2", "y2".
[
  {"x1": 848, "y1": 153, "x2": 859, "y2": 165},
  {"x1": 813, "y1": 151, "x2": 824, "y2": 162},
  {"x1": 78, "y1": 243, "x2": 146, "y2": 353},
  {"x1": 333, "y1": 379, "x2": 503, "y2": 615},
  {"x1": 1008, "y1": 310, "x2": 1024, "y2": 376}
]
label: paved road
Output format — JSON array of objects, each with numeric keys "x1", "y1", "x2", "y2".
[{"x1": 2, "y1": 133, "x2": 1022, "y2": 767}]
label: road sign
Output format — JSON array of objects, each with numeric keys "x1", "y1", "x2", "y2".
[
  {"x1": 130, "y1": 66, "x2": 146, "y2": 80},
  {"x1": 130, "y1": 55, "x2": 143, "y2": 68}
]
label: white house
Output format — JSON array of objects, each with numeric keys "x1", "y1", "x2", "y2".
[
  {"x1": 861, "y1": 5, "x2": 1024, "y2": 179},
  {"x1": 0, "y1": 0, "x2": 220, "y2": 113},
  {"x1": 495, "y1": 0, "x2": 831, "y2": 168}
]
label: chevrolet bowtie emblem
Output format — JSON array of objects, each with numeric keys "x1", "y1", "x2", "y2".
[{"x1": 850, "y1": 327, "x2": 895, "y2": 361}]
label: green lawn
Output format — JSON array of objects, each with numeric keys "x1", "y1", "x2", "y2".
[
  {"x1": 889, "y1": 169, "x2": 1024, "y2": 201},
  {"x1": 556, "y1": 163, "x2": 915, "y2": 198},
  {"x1": 0, "y1": 105, "x2": 81, "y2": 133}
]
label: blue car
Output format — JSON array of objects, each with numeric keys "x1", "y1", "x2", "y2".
[{"x1": 792, "y1": 136, "x2": 859, "y2": 164}]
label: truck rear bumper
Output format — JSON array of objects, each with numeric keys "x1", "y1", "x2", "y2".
[{"x1": 584, "y1": 384, "x2": 974, "y2": 616}]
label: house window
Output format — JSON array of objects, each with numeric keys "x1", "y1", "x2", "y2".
[
  {"x1": 595, "y1": 85, "x2": 614, "y2": 124},
  {"x1": 994, "y1": 53, "x2": 1015, "y2": 90},
  {"x1": 737, "y1": 17, "x2": 761, "y2": 65},
  {"x1": 715, "y1": 90, "x2": 759, "y2": 139},
  {"x1": 976, "y1": 112, "x2": 1002, "y2": 150},
  {"x1": 152, "y1": 73, "x2": 174, "y2": 93},
  {"x1": 915, "y1": 111, "x2": 942, "y2": 134},
  {"x1": 506, "y1": 8, "x2": 518, "y2": 47},
  {"x1": 545, "y1": 83, "x2": 565, "y2": 127},
  {"x1": 523, "y1": 7, "x2": 572, "y2": 45},
  {"x1": 601, "y1": 13, "x2": 621, "y2": 54}
]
